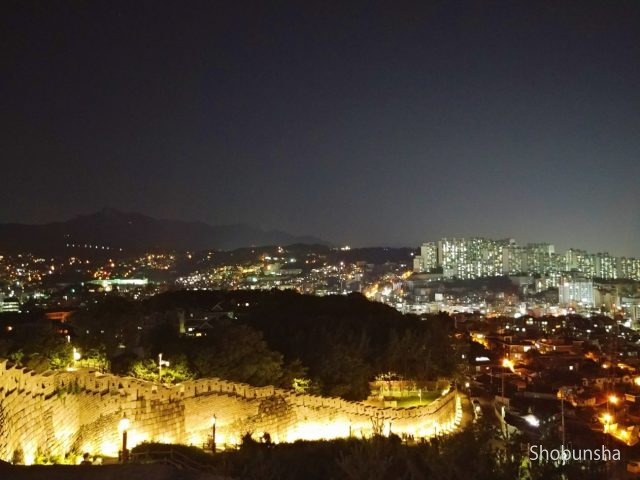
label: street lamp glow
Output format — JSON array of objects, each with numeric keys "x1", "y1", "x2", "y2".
[
  {"x1": 119, "y1": 414, "x2": 130, "y2": 464},
  {"x1": 524, "y1": 414, "x2": 540, "y2": 427},
  {"x1": 73, "y1": 348, "x2": 81, "y2": 362},
  {"x1": 602, "y1": 413, "x2": 613, "y2": 424},
  {"x1": 502, "y1": 358, "x2": 515, "y2": 372},
  {"x1": 119, "y1": 416, "x2": 130, "y2": 432},
  {"x1": 609, "y1": 395, "x2": 619, "y2": 405}
]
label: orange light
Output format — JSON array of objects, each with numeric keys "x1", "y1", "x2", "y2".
[{"x1": 502, "y1": 359, "x2": 515, "y2": 372}]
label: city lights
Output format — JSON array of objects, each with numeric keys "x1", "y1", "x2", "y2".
[{"x1": 0, "y1": 3, "x2": 639, "y2": 474}]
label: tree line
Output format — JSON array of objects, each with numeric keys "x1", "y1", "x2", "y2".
[{"x1": 1, "y1": 290, "x2": 462, "y2": 401}]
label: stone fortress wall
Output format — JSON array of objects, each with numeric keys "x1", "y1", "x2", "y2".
[{"x1": 0, "y1": 359, "x2": 460, "y2": 464}]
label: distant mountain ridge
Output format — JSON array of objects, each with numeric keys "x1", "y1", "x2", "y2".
[{"x1": 0, "y1": 208, "x2": 328, "y2": 254}]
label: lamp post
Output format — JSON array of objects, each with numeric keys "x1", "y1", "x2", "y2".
[
  {"x1": 602, "y1": 412, "x2": 614, "y2": 433},
  {"x1": 158, "y1": 353, "x2": 170, "y2": 384},
  {"x1": 501, "y1": 358, "x2": 514, "y2": 403},
  {"x1": 557, "y1": 387, "x2": 569, "y2": 449},
  {"x1": 119, "y1": 414, "x2": 130, "y2": 463},
  {"x1": 211, "y1": 415, "x2": 217, "y2": 454},
  {"x1": 500, "y1": 358, "x2": 514, "y2": 440},
  {"x1": 73, "y1": 348, "x2": 81, "y2": 368}
]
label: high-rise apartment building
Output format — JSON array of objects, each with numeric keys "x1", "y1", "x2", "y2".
[
  {"x1": 414, "y1": 237, "x2": 637, "y2": 281},
  {"x1": 525, "y1": 243, "x2": 555, "y2": 275},
  {"x1": 414, "y1": 242, "x2": 438, "y2": 272},
  {"x1": 617, "y1": 257, "x2": 640, "y2": 281},
  {"x1": 594, "y1": 252, "x2": 617, "y2": 280},
  {"x1": 565, "y1": 249, "x2": 596, "y2": 277},
  {"x1": 558, "y1": 280, "x2": 594, "y2": 307},
  {"x1": 502, "y1": 244, "x2": 527, "y2": 275},
  {"x1": 414, "y1": 237, "x2": 513, "y2": 279}
]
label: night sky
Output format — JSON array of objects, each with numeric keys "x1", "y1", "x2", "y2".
[{"x1": 2, "y1": 1, "x2": 640, "y2": 255}]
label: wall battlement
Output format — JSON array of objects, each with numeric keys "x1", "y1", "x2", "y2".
[{"x1": 0, "y1": 359, "x2": 460, "y2": 464}]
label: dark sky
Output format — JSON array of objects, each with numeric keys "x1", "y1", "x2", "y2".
[{"x1": 2, "y1": 1, "x2": 640, "y2": 255}]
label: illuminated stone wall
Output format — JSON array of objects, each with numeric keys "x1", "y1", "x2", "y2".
[{"x1": 0, "y1": 359, "x2": 460, "y2": 464}]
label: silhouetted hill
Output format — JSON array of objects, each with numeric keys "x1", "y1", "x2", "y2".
[{"x1": 0, "y1": 208, "x2": 328, "y2": 254}]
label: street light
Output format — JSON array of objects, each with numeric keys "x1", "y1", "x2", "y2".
[
  {"x1": 499, "y1": 358, "x2": 514, "y2": 440},
  {"x1": 73, "y1": 348, "x2": 81, "y2": 368},
  {"x1": 558, "y1": 387, "x2": 569, "y2": 448},
  {"x1": 119, "y1": 414, "x2": 130, "y2": 463},
  {"x1": 500, "y1": 358, "x2": 514, "y2": 402},
  {"x1": 602, "y1": 412, "x2": 615, "y2": 433},
  {"x1": 608, "y1": 394, "x2": 619, "y2": 405},
  {"x1": 158, "y1": 353, "x2": 170, "y2": 384},
  {"x1": 211, "y1": 415, "x2": 217, "y2": 454},
  {"x1": 502, "y1": 358, "x2": 514, "y2": 372}
]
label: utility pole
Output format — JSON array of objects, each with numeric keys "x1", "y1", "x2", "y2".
[
  {"x1": 211, "y1": 415, "x2": 217, "y2": 454},
  {"x1": 560, "y1": 388, "x2": 565, "y2": 448}
]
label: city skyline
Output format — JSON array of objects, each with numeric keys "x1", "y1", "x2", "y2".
[{"x1": 2, "y1": 1, "x2": 640, "y2": 255}]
